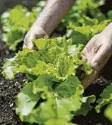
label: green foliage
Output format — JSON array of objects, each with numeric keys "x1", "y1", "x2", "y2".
[
  {"x1": 44, "y1": 119, "x2": 77, "y2": 125},
  {"x1": 64, "y1": 0, "x2": 105, "y2": 26},
  {"x1": 1, "y1": 5, "x2": 37, "y2": 50},
  {"x1": 104, "y1": 104, "x2": 112, "y2": 121},
  {"x1": 3, "y1": 37, "x2": 95, "y2": 124},
  {"x1": 62, "y1": 0, "x2": 112, "y2": 44},
  {"x1": 95, "y1": 84, "x2": 112, "y2": 113},
  {"x1": 75, "y1": 95, "x2": 96, "y2": 116},
  {"x1": 16, "y1": 75, "x2": 83, "y2": 124},
  {"x1": 67, "y1": 20, "x2": 111, "y2": 44},
  {"x1": 95, "y1": 84, "x2": 112, "y2": 121},
  {"x1": 3, "y1": 37, "x2": 92, "y2": 80},
  {"x1": 1, "y1": 0, "x2": 112, "y2": 124},
  {"x1": 1, "y1": 1, "x2": 46, "y2": 51},
  {"x1": 1, "y1": 0, "x2": 112, "y2": 50}
]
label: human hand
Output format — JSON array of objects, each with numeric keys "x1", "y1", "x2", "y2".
[
  {"x1": 82, "y1": 23, "x2": 112, "y2": 88},
  {"x1": 23, "y1": 24, "x2": 48, "y2": 49}
]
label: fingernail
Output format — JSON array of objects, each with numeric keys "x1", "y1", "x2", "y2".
[
  {"x1": 91, "y1": 61, "x2": 99, "y2": 70},
  {"x1": 28, "y1": 42, "x2": 34, "y2": 49}
]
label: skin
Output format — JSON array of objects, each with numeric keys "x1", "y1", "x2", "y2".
[
  {"x1": 23, "y1": 0, "x2": 112, "y2": 88},
  {"x1": 83, "y1": 23, "x2": 112, "y2": 88},
  {"x1": 23, "y1": 0, "x2": 75, "y2": 48}
]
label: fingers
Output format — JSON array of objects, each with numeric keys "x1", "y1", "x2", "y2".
[
  {"x1": 91, "y1": 44, "x2": 112, "y2": 71},
  {"x1": 83, "y1": 34, "x2": 112, "y2": 71},
  {"x1": 23, "y1": 26, "x2": 48, "y2": 49},
  {"x1": 23, "y1": 39, "x2": 34, "y2": 49},
  {"x1": 82, "y1": 44, "x2": 112, "y2": 89},
  {"x1": 23, "y1": 34, "x2": 34, "y2": 49},
  {"x1": 82, "y1": 32, "x2": 112, "y2": 88},
  {"x1": 82, "y1": 35, "x2": 101, "y2": 63}
]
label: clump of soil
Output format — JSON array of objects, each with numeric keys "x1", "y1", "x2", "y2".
[{"x1": 0, "y1": 42, "x2": 112, "y2": 125}]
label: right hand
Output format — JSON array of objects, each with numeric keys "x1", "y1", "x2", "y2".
[
  {"x1": 23, "y1": 24, "x2": 48, "y2": 49},
  {"x1": 82, "y1": 23, "x2": 112, "y2": 88}
]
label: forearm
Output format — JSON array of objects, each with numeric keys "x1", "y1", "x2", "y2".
[{"x1": 33, "y1": 0, "x2": 75, "y2": 35}]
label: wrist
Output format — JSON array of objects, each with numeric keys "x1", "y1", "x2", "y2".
[
  {"x1": 31, "y1": 22, "x2": 49, "y2": 38},
  {"x1": 33, "y1": 0, "x2": 75, "y2": 36},
  {"x1": 34, "y1": 18, "x2": 54, "y2": 36},
  {"x1": 101, "y1": 23, "x2": 112, "y2": 40}
]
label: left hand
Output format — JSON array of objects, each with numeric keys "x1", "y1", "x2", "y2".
[{"x1": 82, "y1": 23, "x2": 112, "y2": 88}]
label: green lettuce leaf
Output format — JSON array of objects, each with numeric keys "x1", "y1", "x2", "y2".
[
  {"x1": 44, "y1": 119, "x2": 77, "y2": 125},
  {"x1": 16, "y1": 75, "x2": 83, "y2": 124},
  {"x1": 104, "y1": 104, "x2": 112, "y2": 121},
  {"x1": 75, "y1": 95, "x2": 96, "y2": 116},
  {"x1": 95, "y1": 84, "x2": 112, "y2": 113}
]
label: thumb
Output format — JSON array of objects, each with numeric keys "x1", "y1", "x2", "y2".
[
  {"x1": 23, "y1": 39, "x2": 34, "y2": 49},
  {"x1": 91, "y1": 45, "x2": 112, "y2": 71}
]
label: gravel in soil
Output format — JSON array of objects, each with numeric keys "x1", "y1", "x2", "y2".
[{"x1": 0, "y1": 43, "x2": 112, "y2": 125}]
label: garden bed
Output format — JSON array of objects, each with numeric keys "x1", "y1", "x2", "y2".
[
  {"x1": 1, "y1": 0, "x2": 112, "y2": 124},
  {"x1": 0, "y1": 42, "x2": 112, "y2": 125}
]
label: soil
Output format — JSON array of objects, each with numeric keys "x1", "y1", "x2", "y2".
[
  {"x1": 0, "y1": 43, "x2": 27, "y2": 125},
  {"x1": 0, "y1": 42, "x2": 112, "y2": 125}
]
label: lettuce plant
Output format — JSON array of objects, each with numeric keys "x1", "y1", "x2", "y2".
[
  {"x1": 1, "y1": 0, "x2": 112, "y2": 51},
  {"x1": 1, "y1": 1, "x2": 46, "y2": 51},
  {"x1": 2, "y1": 37, "x2": 95, "y2": 124},
  {"x1": 95, "y1": 84, "x2": 112, "y2": 121},
  {"x1": 1, "y1": 0, "x2": 112, "y2": 123}
]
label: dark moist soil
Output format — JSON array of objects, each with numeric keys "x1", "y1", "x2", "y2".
[{"x1": 0, "y1": 42, "x2": 112, "y2": 125}]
